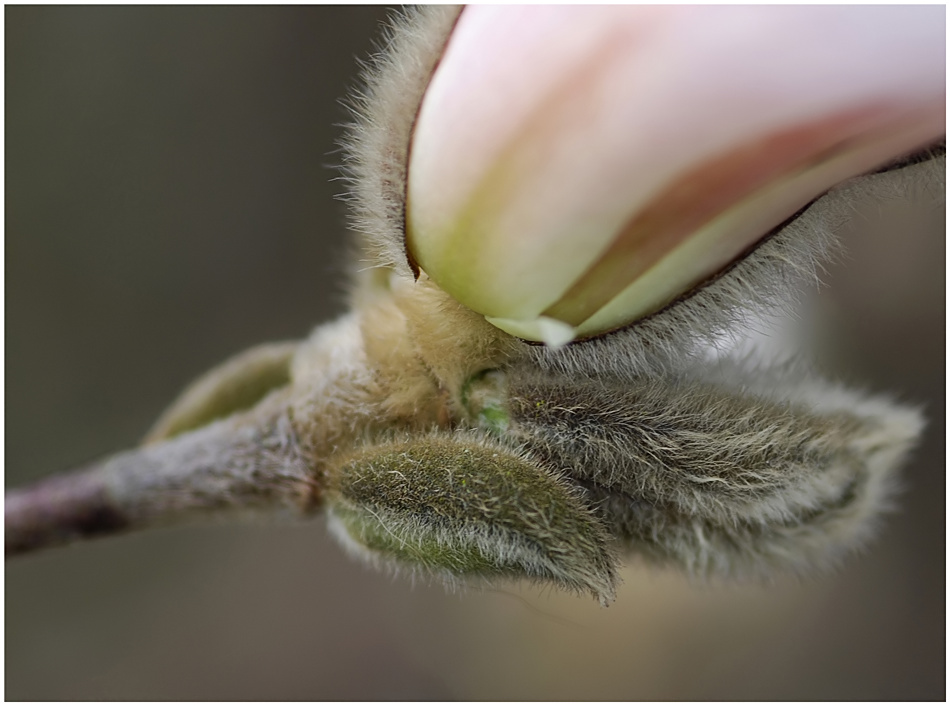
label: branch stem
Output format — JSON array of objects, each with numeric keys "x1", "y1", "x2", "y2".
[
  {"x1": 6, "y1": 466, "x2": 128, "y2": 555},
  {"x1": 5, "y1": 398, "x2": 319, "y2": 557}
]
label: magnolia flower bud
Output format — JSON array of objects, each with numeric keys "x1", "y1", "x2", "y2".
[{"x1": 406, "y1": 6, "x2": 945, "y2": 345}]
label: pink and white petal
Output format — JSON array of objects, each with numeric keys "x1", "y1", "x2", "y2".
[{"x1": 406, "y1": 5, "x2": 945, "y2": 341}]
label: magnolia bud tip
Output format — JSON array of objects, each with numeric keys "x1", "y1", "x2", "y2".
[{"x1": 485, "y1": 316, "x2": 577, "y2": 348}]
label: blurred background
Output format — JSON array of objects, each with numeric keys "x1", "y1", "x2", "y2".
[{"x1": 6, "y1": 6, "x2": 945, "y2": 700}]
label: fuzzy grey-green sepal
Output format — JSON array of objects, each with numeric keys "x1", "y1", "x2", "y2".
[
  {"x1": 506, "y1": 363, "x2": 923, "y2": 578},
  {"x1": 340, "y1": 5, "x2": 462, "y2": 280},
  {"x1": 145, "y1": 341, "x2": 299, "y2": 443},
  {"x1": 326, "y1": 432, "x2": 618, "y2": 604}
]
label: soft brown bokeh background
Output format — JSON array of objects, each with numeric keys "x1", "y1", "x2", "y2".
[{"x1": 6, "y1": 6, "x2": 945, "y2": 700}]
